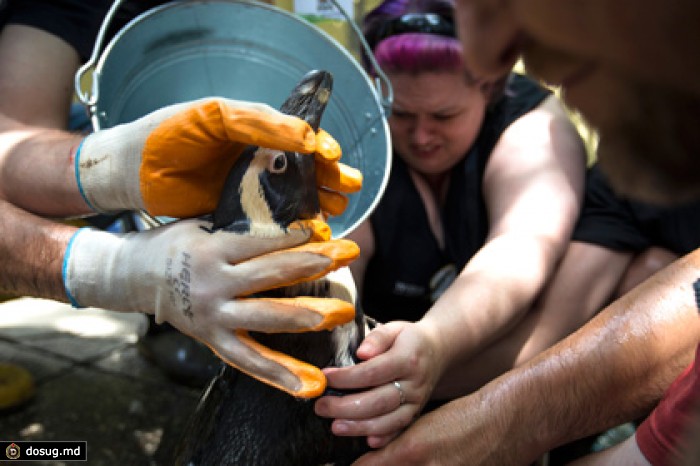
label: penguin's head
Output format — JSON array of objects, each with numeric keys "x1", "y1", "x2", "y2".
[
  {"x1": 211, "y1": 145, "x2": 319, "y2": 235},
  {"x1": 211, "y1": 70, "x2": 333, "y2": 236}
]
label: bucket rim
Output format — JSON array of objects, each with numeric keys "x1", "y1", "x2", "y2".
[
  {"x1": 77, "y1": 0, "x2": 393, "y2": 115},
  {"x1": 76, "y1": 0, "x2": 392, "y2": 240}
]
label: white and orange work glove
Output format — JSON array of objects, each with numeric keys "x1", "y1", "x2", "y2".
[
  {"x1": 74, "y1": 97, "x2": 362, "y2": 219},
  {"x1": 62, "y1": 219, "x2": 360, "y2": 398}
]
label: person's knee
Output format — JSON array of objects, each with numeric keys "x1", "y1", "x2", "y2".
[{"x1": 616, "y1": 247, "x2": 679, "y2": 297}]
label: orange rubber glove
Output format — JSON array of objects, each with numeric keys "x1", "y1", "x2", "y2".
[{"x1": 75, "y1": 97, "x2": 362, "y2": 218}]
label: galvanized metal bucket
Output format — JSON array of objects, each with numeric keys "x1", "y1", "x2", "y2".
[{"x1": 75, "y1": 0, "x2": 391, "y2": 238}]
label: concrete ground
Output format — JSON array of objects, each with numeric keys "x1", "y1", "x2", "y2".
[{"x1": 0, "y1": 297, "x2": 202, "y2": 465}]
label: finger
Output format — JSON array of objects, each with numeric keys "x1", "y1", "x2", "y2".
[
  {"x1": 315, "y1": 383, "x2": 402, "y2": 420},
  {"x1": 274, "y1": 238, "x2": 360, "y2": 268},
  {"x1": 318, "y1": 189, "x2": 349, "y2": 217},
  {"x1": 367, "y1": 432, "x2": 400, "y2": 449},
  {"x1": 225, "y1": 297, "x2": 355, "y2": 332},
  {"x1": 289, "y1": 218, "x2": 331, "y2": 242},
  {"x1": 214, "y1": 100, "x2": 319, "y2": 154},
  {"x1": 314, "y1": 128, "x2": 342, "y2": 162},
  {"x1": 330, "y1": 404, "x2": 415, "y2": 437},
  {"x1": 149, "y1": 99, "x2": 315, "y2": 155},
  {"x1": 316, "y1": 161, "x2": 363, "y2": 194},
  {"x1": 228, "y1": 239, "x2": 360, "y2": 296},
  {"x1": 356, "y1": 322, "x2": 404, "y2": 360},
  {"x1": 322, "y1": 352, "x2": 400, "y2": 390},
  {"x1": 211, "y1": 330, "x2": 326, "y2": 398},
  {"x1": 214, "y1": 226, "x2": 311, "y2": 260},
  {"x1": 353, "y1": 449, "x2": 388, "y2": 466}
]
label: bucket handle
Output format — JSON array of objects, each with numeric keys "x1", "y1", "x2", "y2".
[
  {"x1": 326, "y1": 0, "x2": 393, "y2": 114},
  {"x1": 74, "y1": 0, "x2": 393, "y2": 115},
  {"x1": 74, "y1": 0, "x2": 125, "y2": 110}
]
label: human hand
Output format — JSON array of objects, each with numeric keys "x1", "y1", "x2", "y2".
[
  {"x1": 62, "y1": 218, "x2": 360, "y2": 398},
  {"x1": 351, "y1": 391, "x2": 499, "y2": 466},
  {"x1": 352, "y1": 376, "x2": 534, "y2": 466},
  {"x1": 74, "y1": 97, "x2": 362, "y2": 218},
  {"x1": 314, "y1": 321, "x2": 444, "y2": 447}
]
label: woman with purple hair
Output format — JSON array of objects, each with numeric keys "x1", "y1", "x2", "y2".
[{"x1": 314, "y1": 0, "x2": 587, "y2": 448}]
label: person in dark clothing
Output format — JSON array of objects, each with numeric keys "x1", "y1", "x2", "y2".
[
  {"x1": 339, "y1": 0, "x2": 700, "y2": 463},
  {"x1": 360, "y1": 72, "x2": 554, "y2": 323},
  {"x1": 313, "y1": 0, "x2": 588, "y2": 448},
  {"x1": 0, "y1": 0, "x2": 362, "y2": 398}
]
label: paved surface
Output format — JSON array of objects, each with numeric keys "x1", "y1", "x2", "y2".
[
  {"x1": 0, "y1": 296, "x2": 639, "y2": 466},
  {"x1": 0, "y1": 297, "x2": 202, "y2": 465}
]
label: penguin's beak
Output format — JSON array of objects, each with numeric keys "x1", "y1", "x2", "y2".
[{"x1": 281, "y1": 70, "x2": 333, "y2": 132}]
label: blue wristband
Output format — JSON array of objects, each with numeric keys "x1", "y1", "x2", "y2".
[{"x1": 62, "y1": 228, "x2": 87, "y2": 308}]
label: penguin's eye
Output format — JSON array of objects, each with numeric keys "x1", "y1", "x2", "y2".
[{"x1": 269, "y1": 153, "x2": 288, "y2": 174}]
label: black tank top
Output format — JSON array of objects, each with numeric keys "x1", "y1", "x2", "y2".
[
  {"x1": 572, "y1": 163, "x2": 700, "y2": 255},
  {"x1": 364, "y1": 73, "x2": 550, "y2": 322}
]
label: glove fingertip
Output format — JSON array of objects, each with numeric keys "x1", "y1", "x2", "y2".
[
  {"x1": 286, "y1": 362, "x2": 327, "y2": 398},
  {"x1": 339, "y1": 164, "x2": 364, "y2": 193},
  {"x1": 307, "y1": 298, "x2": 356, "y2": 330},
  {"x1": 235, "y1": 330, "x2": 327, "y2": 398},
  {"x1": 317, "y1": 163, "x2": 363, "y2": 194},
  {"x1": 319, "y1": 190, "x2": 349, "y2": 217},
  {"x1": 328, "y1": 239, "x2": 361, "y2": 265},
  {"x1": 289, "y1": 219, "x2": 331, "y2": 242},
  {"x1": 314, "y1": 129, "x2": 342, "y2": 162}
]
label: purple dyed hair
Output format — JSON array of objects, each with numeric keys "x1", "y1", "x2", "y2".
[
  {"x1": 373, "y1": 33, "x2": 463, "y2": 74},
  {"x1": 362, "y1": 0, "x2": 461, "y2": 74},
  {"x1": 362, "y1": 0, "x2": 510, "y2": 102}
]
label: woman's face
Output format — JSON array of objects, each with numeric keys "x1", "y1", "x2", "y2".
[
  {"x1": 387, "y1": 71, "x2": 487, "y2": 176},
  {"x1": 453, "y1": 0, "x2": 700, "y2": 204}
]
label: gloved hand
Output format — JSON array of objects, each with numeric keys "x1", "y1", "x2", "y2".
[
  {"x1": 75, "y1": 97, "x2": 362, "y2": 218},
  {"x1": 62, "y1": 219, "x2": 360, "y2": 398}
]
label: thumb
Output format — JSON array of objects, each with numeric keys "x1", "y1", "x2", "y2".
[{"x1": 356, "y1": 321, "x2": 404, "y2": 360}]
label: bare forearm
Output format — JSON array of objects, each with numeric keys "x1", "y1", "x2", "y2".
[
  {"x1": 358, "y1": 154, "x2": 700, "y2": 466},
  {"x1": 434, "y1": 243, "x2": 634, "y2": 398},
  {"x1": 0, "y1": 24, "x2": 89, "y2": 217},
  {"x1": 0, "y1": 115, "x2": 89, "y2": 217},
  {"x1": 0, "y1": 199, "x2": 77, "y2": 300},
  {"x1": 423, "y1": 233, "x2": 562, "y2": 376},
  {"x1": 457, "y1": 249, "x2": 700, "y2": 463}
]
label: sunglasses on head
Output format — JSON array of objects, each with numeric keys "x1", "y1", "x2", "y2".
[{"x1": 374, "y1": 13, "x2": 456, "y2": 45}]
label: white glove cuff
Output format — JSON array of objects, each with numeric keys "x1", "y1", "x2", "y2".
[
  {"x1": 75, "y1": 126, "x2": 146, "y2": 213},
  {"x1": 62, "y1": 228, "x2": 135, "y2": 312}
]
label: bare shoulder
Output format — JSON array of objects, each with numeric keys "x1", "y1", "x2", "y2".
[
  {"x1": 504, "y1": 93, "x2": 580, "y2": 143},
  {"x1": 0, "y1": 24, "x2": 81, "y2": 126},
  {"x1": 487, "y1": 91, "x2": 586, "y2": 180}
]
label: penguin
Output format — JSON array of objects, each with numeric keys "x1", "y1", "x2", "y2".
[{"x1": 174, "y1": 70, "x2": 370, "y2": 466}]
